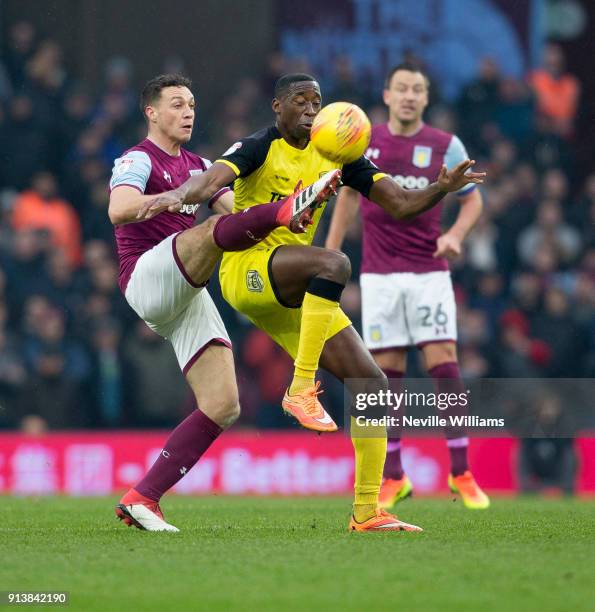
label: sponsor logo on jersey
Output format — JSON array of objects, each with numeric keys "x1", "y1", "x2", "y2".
[
  {"x1": 412, "y1": 145, "x2": 432, "y2": 168},
  {"x1": 189, "y1": 169, "x2": 203, "y2": 176},
  {"x1": 246, "y1": 270, "x2": 264, "y2": 292},
  {"x1": 393, "y1": 175, "x2": 430, "y2": 189},
  {"x1": 223, "y1": 141, "x2": 242, "y2": 156},
  {"x1": 180, "y1": 204, "x2": 201, "y2": 215},
  {"x1": 366, "y1": 147, "x2": 380, "y2": 160}
]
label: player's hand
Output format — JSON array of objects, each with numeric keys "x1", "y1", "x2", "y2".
[
  {"x1": 437, "y1": 160, "x2": 485, "y2": 193},
  {"x1": 137, "y1": 189, "x2": 184, "y2": 220},
  {"x1": 433, "y1": 233, "x2": 462, "y2": 259}
]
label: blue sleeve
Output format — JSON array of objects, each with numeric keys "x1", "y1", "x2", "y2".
[
  {"x1": 444, "y1": 135, "x2": 476, "y2": 196},
  {"x1": 109, "y1": 150, "x2": 152, "y2": 193}
]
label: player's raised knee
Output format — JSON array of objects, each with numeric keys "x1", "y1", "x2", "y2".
[{"x1": 319, "y1": 249, "x2": 351, "y2": 284}]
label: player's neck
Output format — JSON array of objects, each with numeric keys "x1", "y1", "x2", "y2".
[
  {"x1": 276, "y1": 122, "x2": 309, "y2": 150},
  {"x1": 387, "y1": 117, "x2": 424, "y2": 137},
  {"x1": 147, "y1": 133, "x2": 182, "y2": 157}
]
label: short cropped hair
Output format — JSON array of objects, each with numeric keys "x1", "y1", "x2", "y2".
[
  {"x1": 384, "y1": 62, "x2": 430, "y2": 89},
  {"x1": 274, "y1": 73, "x2": 318, "y2": 99},
  {"x1": 140, "y1": 73, "x2": 192, "y2": 117}
]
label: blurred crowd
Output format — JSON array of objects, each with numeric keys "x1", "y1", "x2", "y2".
[{"x1": 0, "y1": 21, "x2": 593, "y2": 432}]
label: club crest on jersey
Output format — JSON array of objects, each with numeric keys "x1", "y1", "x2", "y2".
[
  {"x1": 163, "y1": 170, "x2": 172, "y2": 183},
  {"x1": 246, "y1": 270, "x2": 264, "y2": 293},
  {"x1": 412, "y1": 145, "x2": 432, "y2": 168},
  {"x1": 370, "y1": 325, "x2": 382, "y2": 342}
]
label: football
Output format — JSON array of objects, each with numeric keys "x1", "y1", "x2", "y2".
[{"x1": 310, "y1": 101, "x2": 371, "y2": 164}]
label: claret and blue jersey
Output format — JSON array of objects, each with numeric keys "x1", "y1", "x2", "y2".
[{"x1": 360, "y1": 123, "x2": 476, "y2": 275}]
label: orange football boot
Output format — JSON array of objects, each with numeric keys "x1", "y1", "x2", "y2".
[
  {"x1": 378, "y1": 475, "x2": 413, "y2": 509},
  {"x1": 282, "y1": 381, "x2": 338, "y2": 433},
  {"x1": 349, "y1": 508, "x2": 423, "y2": 532},
  {"x1": 448, "y1": 471, "x2": 490, "y2": 509}
]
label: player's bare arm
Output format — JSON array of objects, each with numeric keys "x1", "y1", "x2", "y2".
[
  {"x1": 369, "y1": 159, "x2": 485, "y2": 221},
  {"x1": 434, "y1": 188, "x2": 484, "y2": 258},
  {"x1": 109, "y1": 186, "x2": 170, "y2": 225},
  {"x1": 325, "y1": 185, "x2": 360, "y2": 251},
  {"x1": 108, "y1": 183, "x2": 234, "y2": 225},
  {"x1": 137, "y1": 162, "x2": 236, "y2": 220},
  {"x1": 211, "y1": 189, "x2": 234, "y2": 214}
]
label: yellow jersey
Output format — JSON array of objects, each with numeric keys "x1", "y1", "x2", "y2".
[{"x1": 215, "y1": 125, "x2": 386, "y2": 249}]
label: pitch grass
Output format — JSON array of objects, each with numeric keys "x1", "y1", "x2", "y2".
[{"x1": 1, "y1": 496, "x2": 594, "y2": 612}]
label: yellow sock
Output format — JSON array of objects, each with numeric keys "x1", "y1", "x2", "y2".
[
  {"x1": 351, "y1": 416, "x2": 387, "y2": 522},
  {"x1": 289, "y1": 292, "x2": 340, "y2": 395}
]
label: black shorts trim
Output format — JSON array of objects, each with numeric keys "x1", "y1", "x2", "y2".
[{"x1": 267, "y1": 246, "x2": 301, "y2": 309}]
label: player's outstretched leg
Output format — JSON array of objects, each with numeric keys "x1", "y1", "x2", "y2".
[
  {"x1": 212, "y1": 169, "x2": 341, "y2": 250},
  {"x1": 268, "y1": 245, "x2": 352, "y2": 432},
  {"x1": 116, "y1": 344, "x2": 239, "y2": 531},
  {"x1": 319, "y1": 326, "x2": 423, "y2": 532}
]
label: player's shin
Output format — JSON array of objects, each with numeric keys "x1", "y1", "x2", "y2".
[
  {"x1": 212, "y1": 199, "x2": 289, "y2": 251},
  {"x1": 429, "y1": 361, "x2": 469, "y2": 476},
  {"x1": 134, "y1": 408, "x2": 222, "y2": 502},
  {"x1": 382, "y1": 369, "x2": 405, "y2": 479},
  {"x1": 351, "y1": 416, "x2": 387, "y2": 522},
  {"x1": 289, "y1": 278, "x2": 344, "y2": 395}
]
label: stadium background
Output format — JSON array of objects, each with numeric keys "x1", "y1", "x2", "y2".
[{"x1": 0, "y1": 0, "x2": 594, "y2": 496}]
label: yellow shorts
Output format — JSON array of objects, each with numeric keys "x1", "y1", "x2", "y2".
[{"x1": 219, "y1": 246, "x2": 351, "y2": 359}]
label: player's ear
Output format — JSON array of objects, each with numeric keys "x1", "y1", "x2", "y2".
[
  {"x1": 382, "y1": 89, "x2": 391, "y2": 107},
  {"x1": 272, "y1": 98, "x2": 281, "y2": 114},
  {"x1": 145, "y1": 105, "x2": 157, "y2": 123}
]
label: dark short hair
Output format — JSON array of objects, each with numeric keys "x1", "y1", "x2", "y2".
[
  {"x1": 140, "y1": 73, "x2": 192, "y2": 117},
  {"x1": 384, "y1": 62, "x2": 430, "y2": 89},
  {"x1": 274, "y1": 73, "x2": 318, "y2": 99}
]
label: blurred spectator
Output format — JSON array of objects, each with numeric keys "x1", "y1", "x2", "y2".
[
  {"x1": 0, "y1": 95, "x2": 51, "y2": 188},
  {"x1": 529, "y1": 42, "x2": 580, "y2": 138},
  {"x1": 511, "y1": 271, "x2": 543, "y2": 319},
  {"x1": 11, "y1": 171, "x2": 82, "y2": 266},
  {"x1": 22, "y1": 305, "x2": 90, "y2": 383},
  {"x1": 465, "y1": 213, "x2": 498, "y2": 272},
  {"x1": 0, "y1": 327, "x2": 26, "y2": 427},
  {"x1": 494, "y1": 310, "x2": 551, "y2": 377},
  {"x1": 88, "y1": 317, "x2": 127, "y2": 427},
  {"x1": 3, "y1": 21, "x2": 37, "y2": 87},
  {"x1": 518, "y1": 200, "x2": 582, "y2": 269},
  {"x1": 3, "y1": 229, "x2": 51, "y2": 312},
  {"x1": 458, "y1": 58, "x2": 501, "y2": 146},
  {"x1": 531, "y1": 288, "x2": 586, "y2": 377},
  {"x1": 17, "y1": 346, "x2": 84, "y2": 429},
  {"x1": 43, "y1": 248, "x2": 87, "y2": 319},
  {"x1": 518, "y1": 393, "x2": 577, "y2": 496},
  {"x1": 496, "y1": 78, "x2": 535, "y2": 142},
  {"x1": 327, "y1": 56, "x2": 368, "y2": 108},
  {"x1": 122, "y1": 322, "x2": 189, "y2": 427}
]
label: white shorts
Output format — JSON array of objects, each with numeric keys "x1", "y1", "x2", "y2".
[
  {"x1": 360, "y1": 271, "x2": 457, "y2": 350},
  {"x1": 125, "y1": 233, "x2": 231, "y2": 374}
]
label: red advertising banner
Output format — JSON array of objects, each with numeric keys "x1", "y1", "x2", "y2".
[{"x1": 0, "y1": 432, "x2": 593, "y2": 496}]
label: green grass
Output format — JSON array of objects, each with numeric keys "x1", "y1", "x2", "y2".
[{"x1": 1, "y1": 496, "x2": 594, "y2": 611}]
